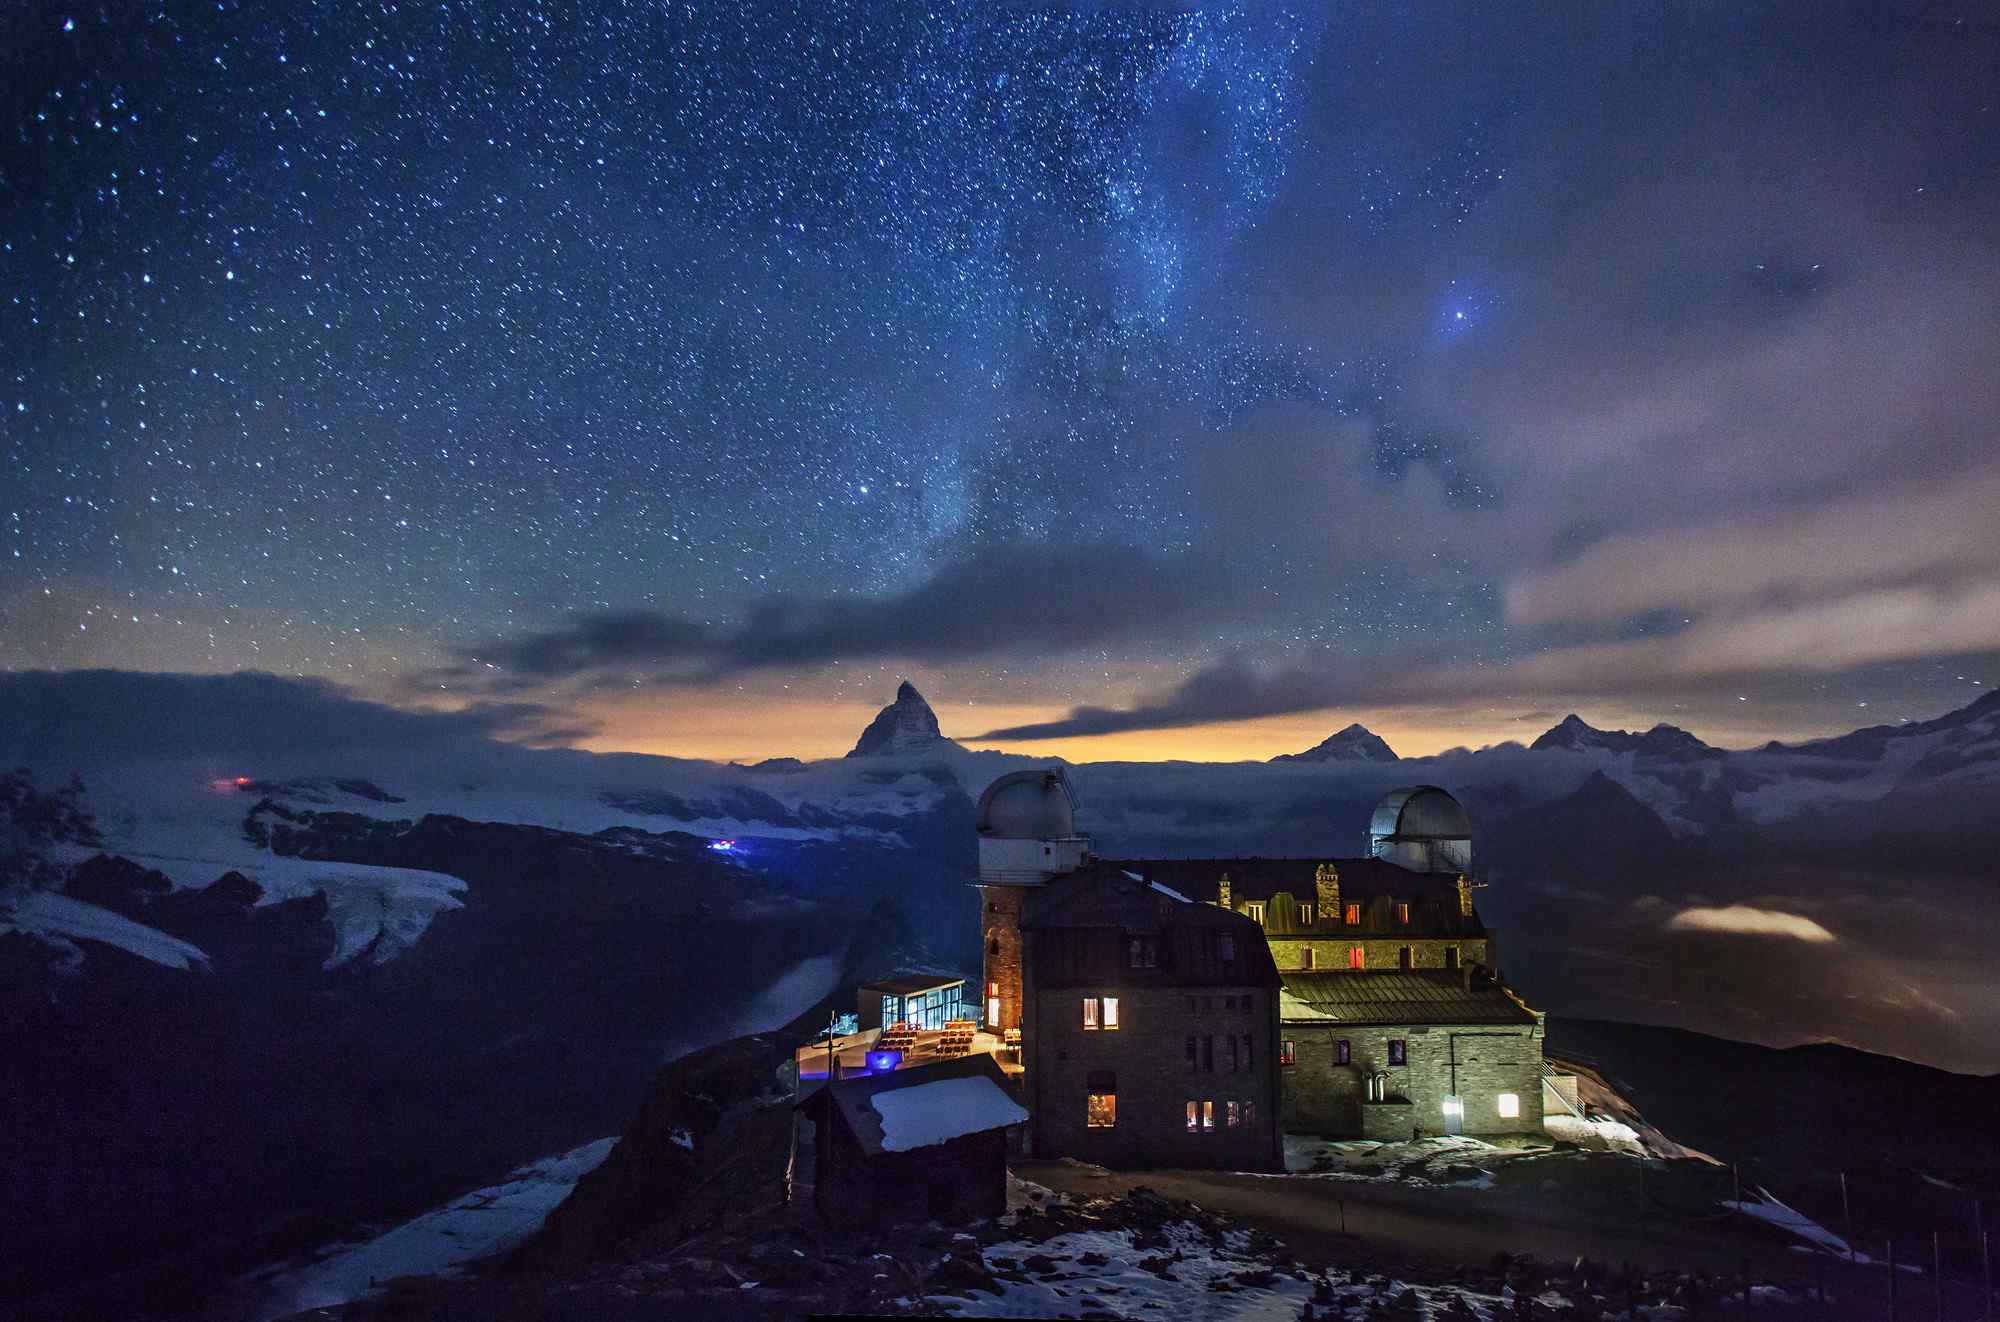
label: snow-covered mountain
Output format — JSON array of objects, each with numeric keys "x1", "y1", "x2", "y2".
[
  {"x1": 845, "y1": 679, "x2": 960, "y2": 757},
  {"x1": 1270, "y1": 722, "x2": 1399, "y2": 763},
  {"x1": 1530, "y1": 714, "x2": 1722, "y2": 761}
]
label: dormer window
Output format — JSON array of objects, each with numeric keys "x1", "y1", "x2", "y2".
[
  {"x1": 1344, "y1": 903, "x2": 1360, "y2": 925},
  {"x1": 1299, "y1": 904, "x2": 1314, "y2": 925},
  {"x1": 1397, "y1": 902, "x2": 1411, "y2": 924},
  {"x1": 1246, "y1": 902, "x2": 1267, "y2": 925}
]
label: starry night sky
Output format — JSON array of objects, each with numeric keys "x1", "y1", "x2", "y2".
[{"x1": 6, "y1": 3, "x2": 1999, "y2": 760}]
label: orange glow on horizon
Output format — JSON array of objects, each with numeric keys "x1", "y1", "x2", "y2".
[{"x1": 556, "y1": 690, "x2": 1568, "y2": 764}]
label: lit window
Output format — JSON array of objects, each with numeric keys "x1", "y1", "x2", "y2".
[
  {"x1": 1348, "y1": 946, "x2": 1365, "y2": 969},
  {"x1": 1397, "y1": 902, "x2": 1411, "y2": 924},
  {"x1": 1245, "y1": 902, "x2": 1266, "y2": 924},
  {"x1": 1087, "y1": 1093, "x2": 1117, "y2": 1128},
  {"x1": 1443, "y1": 1096, "x2": 1464, "y2": 1121},
  {"x1": 1082, "y1": 998, "x2": 1099, "y2": 1030},
  {"x1": 1226, "y1": 1100, "x2": 1241, "y2": 1128},
  {"x1": 1388, "y1": 1039, "x2": 1407, "y2": 1066},
  {"x1": 1279, "y1": 1039, "x2": 1296, "y2": 1067},
  {"x1": 1497, "y1": 1092, "x2": 1520, "y2": 1119},
  {"x1": 1336, "y1": 1038, "x2": 1351, "y2": 1065},
  {"x1": 1344, "y1": 903, "x2": 1360, "y2": 925},
  {"x1": 1202, "y1": 1100, "x2": 1215, "y2": 1131},
  {"x1": 1102, "y1": 997, "x2": 1120, "y2": 1030},
  {"x1": 1299, "y1": 904, "x2": 1313, "y2": 925},
  {"x1": 1186, "y1": 1100, "x2": 1198, "y2": 1132},
  {"x1": 1300, "y1": 947, "x2": 1315, "y2": 970}
]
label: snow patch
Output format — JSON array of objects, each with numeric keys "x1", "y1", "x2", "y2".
[
  {"x1": 871, "y1": 1076, "x2": 1028, "y2": 1152},
  {"x1": 250, "y1": 1136, "x2": 616, "y2": 1320},
  {"x1": 0, "y1": 888, "x2": 209, "y2": 970}
]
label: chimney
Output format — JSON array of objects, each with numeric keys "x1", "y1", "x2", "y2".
[
  {"x1": 1455, "y1": 873, "x2": 1474, "y2": 919},
  {"x1": 1217, "y1": 871, "x2": 1232, "y2": 911},
  {"x1": 1314, "y1": 862, "x2": 1340, "y2": 922}
]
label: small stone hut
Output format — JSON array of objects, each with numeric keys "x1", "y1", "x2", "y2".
[{"x1": 798, "y1": 1053, "x2": 1026, "y2": 1225}]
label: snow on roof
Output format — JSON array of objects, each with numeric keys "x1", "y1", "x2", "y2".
[
  {"x1": 0, "y1": 888, "x2": 209, "y2": 971},
  {"x1": 869, "y1": 1075, "x2": 1028, "y2": 1152},
  {"x1": 1148, "y1": 880, "x2": 1192, "y2": 903}
]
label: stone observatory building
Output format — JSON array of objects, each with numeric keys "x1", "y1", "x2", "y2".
[{"x1": 975, "y1": 775, "x2": 1546, "y2": 1158}]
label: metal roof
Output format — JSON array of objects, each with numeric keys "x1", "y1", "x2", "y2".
[
  {"x1": 1277, "y1": 970, "x2": 1535, "y2": 1027},
  {"x1": 976, "y1": 767, "x2": 1079, "y2": 839},
  {"x1": 1368, "y1": 785, "x2": 1471, "y2": 841},
  {"x1": 858, "y1": 973, "x2": 966, "y2": 996}
]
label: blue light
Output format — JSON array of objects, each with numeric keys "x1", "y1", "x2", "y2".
[
  {"x1": 708, "y1": 838, "x2": 736, "y2": 852},
  {"x1": 866, "y1": 1050, "x2": 902, "y2": 1073}
]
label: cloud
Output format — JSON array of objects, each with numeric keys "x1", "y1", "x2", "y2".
[
  {"x1": 1666, "y1": 905, "x2": 1837, "y2": 943},
  {"x1": 974, "y1": 581, "x2": 2000, "y2": 741},
  {"x1": 1506, "y1": 468, "x2": 2000, "y2": 627},
  {"x1": 445, "y1": 542, "x2": 1242, "y2": 688},
  {"x1": 0, "y1": 670, "x2": 585, "y2": 763}
]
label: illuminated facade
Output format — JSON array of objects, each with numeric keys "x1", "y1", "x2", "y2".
[{"x1": 978, "y1": 776, "x2": 1546, "y2": 1149}]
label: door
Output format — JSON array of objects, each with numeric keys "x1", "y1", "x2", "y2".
[{"x1": 1442, "y1": 1096, "x2": 1464, "y2": 1136}]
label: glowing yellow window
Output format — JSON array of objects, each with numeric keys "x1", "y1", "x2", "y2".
[
  {"x1": 1497, "y1": 1092, "x2": 1520, "y2": 1119},
  {"x1": 1087, "y1": 1092, "x2": 1116, "y2": 1128}
]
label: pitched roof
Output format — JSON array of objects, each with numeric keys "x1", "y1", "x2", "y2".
[
  {"x1": 1020, "y1": 863, "x2": 1280, "y2": 988},
  {"x1": 1278, "y1": 970, "x2": 1537, "y2": 1027},
  {"x1": 1105, "y1": 855, "x2": 1460, "y2": 905},
  {"x1": 801, "y1": 1053, "x2": 1024, "y2": 1158}
]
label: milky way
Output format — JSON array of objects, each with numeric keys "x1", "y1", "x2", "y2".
[{"x1": 6, "y1": 4, "x2": 1996, "y2": 755}]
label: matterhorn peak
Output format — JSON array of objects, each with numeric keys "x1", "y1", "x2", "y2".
[
  {"x1": 1271, "y1": 722, "x2": 1399, "y2": 763},
  {"x1": 846, "y1": 681, "x2": 960, "y2": 758}
]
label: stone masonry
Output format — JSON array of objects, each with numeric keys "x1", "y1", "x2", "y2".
[
  {"x1": 1026, "y1": 982, "x2": 1279, "y2": 1169},
  {"x1": 1280, "y1": 1018, "x2": 1545, "y2": 1138}
]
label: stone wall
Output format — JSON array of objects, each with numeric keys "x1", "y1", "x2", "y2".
[
  {"x1": 1265, "y1": 935, "x2": 1490, "y2": 973},
  {"x1": 978, "y1": 884, "x2": 1027, "y2": 1033},
  {"x1": 1279, "y1": 1019, "x2": 1544, "y2": 1138},
  {"x1": 1026, "y1": 983, "x2": 1280, "y2": 1170}
]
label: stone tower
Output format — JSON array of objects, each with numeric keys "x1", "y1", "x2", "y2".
[{"x1": 974, "y1": 768, "x2": 1088, "y2": 1033}]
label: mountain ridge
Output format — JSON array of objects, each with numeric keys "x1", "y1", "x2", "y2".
[
  {"x1": 846, "y1": 681, "x2": 961, "y2": 758},
  {"x1": 1270, "y1": 722, "x2": 1398, "y2": 763}
]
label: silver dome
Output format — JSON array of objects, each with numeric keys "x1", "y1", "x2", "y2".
[
  {"x1": 977, "y1": 768, "x2": 1078, "y2": 839},
  {"x1": 1369, "y1": 785, "x2": 1471, "y2": 841}
]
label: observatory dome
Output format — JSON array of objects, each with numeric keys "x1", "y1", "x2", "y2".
[
  {"x1": 1368, "y1": 785, "x2": 1472, "y2": 875},
  {"x1": 977, "y1": 769, "x2": 1078, "y2": 839}
]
